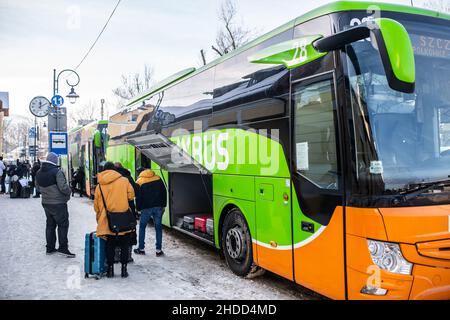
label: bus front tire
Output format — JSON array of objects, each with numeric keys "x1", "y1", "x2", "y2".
[{"x1": 221, "y1": 208, "x2": 254, "y2": 277}]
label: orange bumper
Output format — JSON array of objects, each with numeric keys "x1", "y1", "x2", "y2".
[
  {"x1": 410, "y1": 265, "x2": 450, "y2": 300},
  {"x1": 346, "y1": 207, "x2": 450, "y2": 300}
]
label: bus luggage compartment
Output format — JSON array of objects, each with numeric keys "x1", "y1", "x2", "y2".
[{"x1": 169, "y1": 172, "x2": 214, "y2": 244}]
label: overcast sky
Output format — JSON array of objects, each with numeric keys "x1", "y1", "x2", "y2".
[{"x1": 0, "y1": 0, "x2": 420, "y2": 119}]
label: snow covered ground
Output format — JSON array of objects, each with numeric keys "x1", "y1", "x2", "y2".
[{"x1": 0, "y1": 193, "x2": 322, "y2": 300}]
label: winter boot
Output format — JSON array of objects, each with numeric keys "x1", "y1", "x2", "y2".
[
  {"x1": 121, "y1": 264, "x2": 128, "y2": 278},
  {"x1": 46, "y1": 248, "x2": 57, "y2": 255},
  {"x1": 57, "y1": 248, "x2": 76, "y2": 258},
  {"x1": 156, "y1": 250, "x2": 165, "y2": 257},
  {"x1": 133, "y1": 248, "x2": 145, "y2": 255},
  {"x1": 107, "y1": 264, "x2": 114, "y2": 278}
]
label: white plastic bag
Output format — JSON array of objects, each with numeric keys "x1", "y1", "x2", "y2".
[{"x1": 19, "y1": 178, "x2": 28, "y2": 187}]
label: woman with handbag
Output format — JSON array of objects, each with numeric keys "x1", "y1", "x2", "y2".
[{"x1": 94, "y1": 162, "x2": 136, "y2": 278}]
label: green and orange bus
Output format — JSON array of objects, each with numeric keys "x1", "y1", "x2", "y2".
[{"x1": 69, "y1": 1, "x2": 450, "y2": 299}]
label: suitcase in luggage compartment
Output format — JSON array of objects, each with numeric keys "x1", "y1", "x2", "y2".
[
  {"x1": 194, "y1": 215, "x2": 211, "y2": 233},
  {"x1": 84, "y1": 232, "x2": 107, "y2": 279},
  {"x1": 183, "y1": 215, "x2": 195, "y2": 230},
  {"x1": 206, "y1": 218, "x2": 214, "y2": 236}
]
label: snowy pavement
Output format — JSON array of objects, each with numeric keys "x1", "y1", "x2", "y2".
[{"x1": 0, "y1": 193, "x2": 322, "y2": 300}]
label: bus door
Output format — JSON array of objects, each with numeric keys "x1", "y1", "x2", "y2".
[{"x1": 290, "y1": 72, "x2": 346, "y2": 299}]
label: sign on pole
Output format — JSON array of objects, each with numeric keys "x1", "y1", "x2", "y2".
[
  {"x1": 51, "y1": 95, "x2": 64, "y2": 107},
  {"x1": 49, "y1": 131, "x2": 68, "y2": 155},
  {"x1": 29, "y1": 127, "x2": 36, "y2": 139}
]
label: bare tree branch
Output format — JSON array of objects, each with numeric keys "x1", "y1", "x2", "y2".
[
  {"x1": 199, "y1": 49, "x2": 207, "y2": 66},
  {"x1": 211, "y1": 45, "x2": 224, "y2": 57},
  {"x1": 68, "y1": 100, "x2": 98, "y2": 128},
  {"x1": 2, "y1": 116, "x2": 33, "y2": 154},
  {"x1": 422, "y1": 0, "x2": 450, "y2": 13},
  {"x1": 144, "y1": 64, "x2": 154, "y2": 89},
  {"x1": 212, "y1": 0, "x2": 253, "y2": 57},
  {"x1": 112, "y1": 64, "x2": 155, "y2": 106}
]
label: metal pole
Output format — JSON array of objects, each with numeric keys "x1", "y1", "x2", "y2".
[
  {"x1": 53, "y1": 69, "x2": 58, "y2": 132},
  {"x1": 101, "y1": 99, "x2": 105, "y2": 120},
  {"x1": 37, "y1": 122, "x2": 40, "y2": 160},
  {"x1": 34, "y1": 116, "x2": 37, "y2": 162}
]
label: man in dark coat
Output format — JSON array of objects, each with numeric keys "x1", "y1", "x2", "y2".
[
  {"x1": 6, "y1": 162, "x2": 16, "y2": 193},
  {"x1": 71, "y1": 166, "x2": 85, "y2": 197},
  {"x1": 36, "y1": 152, "x2": 75, "y2": 258}
]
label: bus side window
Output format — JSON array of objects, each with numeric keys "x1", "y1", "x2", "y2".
[{"x1": 294, "y1": 79, "x2": 339, "y2": 190}]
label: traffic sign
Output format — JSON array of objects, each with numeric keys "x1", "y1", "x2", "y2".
[
  {"x1": 49, "y1": 131, "x2": 68, "y2": 155},
  {"x1": 29, "y1": 127, "x2": 36, "y2": 139},
  {"x1": 29, "y1": 145, "x2": 38, "y2": 156},
  {"x1": 51, "y1": 95, "x2": 64, "y2": 107}
]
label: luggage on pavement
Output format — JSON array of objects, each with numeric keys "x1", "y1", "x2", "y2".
[
  {"x1": 9, "y1": 181, "x2": 20, "y2": 199},
  {"x1": 84, "y1": 232, "x2": 107, "y2": 279},
  {"x1": 21, "y1": 186, "x2": 31, "y2": 198}
]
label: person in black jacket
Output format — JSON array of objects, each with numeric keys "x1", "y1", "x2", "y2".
[
  {"x1": 31, "y1": 160, "x2": 41, "y2": 198},
  {"x1": 71, "y1": 166, "x2": 85, "y2": 197},
  {"x1": 114, "y1": 162, "x2": 138, "y2": 217},
  {"x1": 0, "y1": 156, "x2": 6, "y2": 194},
  {"x1": 134, "y1": 169, "x2": 167, "y2": 256},
  {"x1": 36, "y1": 152, "x2": 75, "y2": 258},
  {"x1": 6, "y1": 162, "x2": 16, "y2": 193}
]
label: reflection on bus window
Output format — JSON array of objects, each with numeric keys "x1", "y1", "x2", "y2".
[{"x1": 294, "y1": 79, "x2": 338, "y2": 190}]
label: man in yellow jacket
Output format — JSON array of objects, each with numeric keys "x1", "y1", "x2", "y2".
[{"x1": 94, "y1": 162, "x2": 135, "y2": 278}]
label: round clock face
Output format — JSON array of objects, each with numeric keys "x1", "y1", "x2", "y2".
[{"x1": 29, "y1": 96, "x2": 51, "y2": 117}]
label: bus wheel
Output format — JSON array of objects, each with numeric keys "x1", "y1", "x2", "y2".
[{"x1": 222, "y1": 208, "x2": 253, "y2": 277}]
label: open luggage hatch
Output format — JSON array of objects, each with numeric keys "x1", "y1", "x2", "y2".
[{"x1": 126, "y1": 131, "x2": 208, "y2": 174}]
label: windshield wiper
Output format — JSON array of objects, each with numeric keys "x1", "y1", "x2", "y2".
[{"x1": 394, "y1": 178, "x2": 450, "y2": 204}]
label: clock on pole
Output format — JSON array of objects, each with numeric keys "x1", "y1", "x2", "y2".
[{"x1": 29, "y1": 96, "x2": 51, "y2": 117}]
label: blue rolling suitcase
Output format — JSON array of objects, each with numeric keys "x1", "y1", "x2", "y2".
[{"x1": 84, "y1": 232, "x2": 107, "y2": 279}]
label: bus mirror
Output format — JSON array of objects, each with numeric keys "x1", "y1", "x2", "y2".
[
  {"x1": 248, "y1": 35, "x2": 327, "y2": 69},
  {"x1": 314, "y1": 18, "x2": 415, "y2": 93}
]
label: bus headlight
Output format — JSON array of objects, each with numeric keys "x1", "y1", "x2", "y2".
[{"x1": 367, "y1": 240, "x2": 412, "y2": 275}]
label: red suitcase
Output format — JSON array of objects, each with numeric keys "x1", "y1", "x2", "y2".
[{"x1": 194, "y1": 215, "x2": 211, "y2": 233}]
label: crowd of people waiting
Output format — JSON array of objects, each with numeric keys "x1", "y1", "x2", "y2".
[
  {"x1": 1, "y1": 153, "x2": 168, "y2": 279},
  {"x1": 0, "y1": 157, "x2": 41, "y2": 198}
]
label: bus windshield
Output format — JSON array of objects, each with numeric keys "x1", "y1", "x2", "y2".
[{"x1": 346, "y1": 16, "x2": 450, "y2": 199}]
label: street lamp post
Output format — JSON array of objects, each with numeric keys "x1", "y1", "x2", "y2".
[
  {"x1": 52, "y1": 68, "x2": 80, "y2": 132},
  {"x1": 34, "y1": 116, "x2": 37, "y2": 162},
  {"x1": 101, "y1": 99, "x2": 105, "y2": 120}
]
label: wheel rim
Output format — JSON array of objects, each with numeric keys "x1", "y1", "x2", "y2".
[{"x1": 226, "y1": 226, "x2": 245, "y2": 260}]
